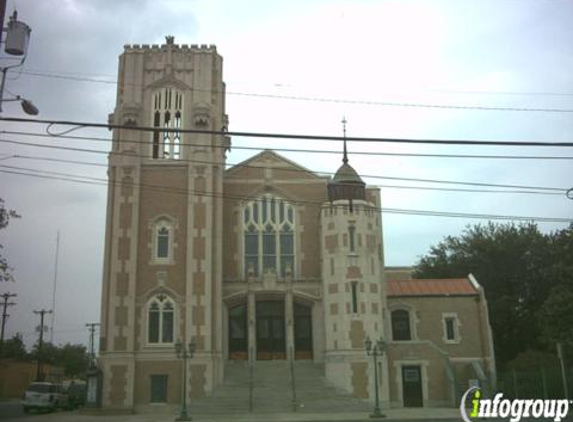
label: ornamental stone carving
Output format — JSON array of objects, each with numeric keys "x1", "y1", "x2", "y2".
[{"x1": 193, "y1": 102, "x2": 211, "y2": 127}]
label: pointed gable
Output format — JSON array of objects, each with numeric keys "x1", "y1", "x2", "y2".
[{"x1": 225, "y1": 150, "x2": 327, "y2": 182}]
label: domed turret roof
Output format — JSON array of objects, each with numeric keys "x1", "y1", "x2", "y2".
[
  {"x1": 327, "y1": 126, "x2": 366, "y2": 201},
  {"x1": 332, "y1": 162, "x2": 364, "y2": 185}
]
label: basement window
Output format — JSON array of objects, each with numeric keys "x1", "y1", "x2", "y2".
[{"x1": 150, "y1": 374, "x2": 168, "y2": 403}]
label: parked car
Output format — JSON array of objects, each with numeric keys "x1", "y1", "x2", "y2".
[
  {"x1": 22, "y1": 382, "x2": 68, "y2": 413},
  {"x1": 66, "y1": 382, "x2": 87, "y2": 409}
]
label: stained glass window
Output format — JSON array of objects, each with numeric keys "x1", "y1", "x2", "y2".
[{"x1": 243, "y1": 195, "x2": 295, "y2": 278}]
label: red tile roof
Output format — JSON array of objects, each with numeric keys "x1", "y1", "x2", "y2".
[{"x1": 387, "y1": 278, "x2": 478, "y2": 297}]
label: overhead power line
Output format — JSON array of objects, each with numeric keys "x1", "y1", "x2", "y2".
[
  {"x1": 17, "y1": 69, "x2": 573, "y2": 97},
  {"x1": 4, "y1": 129, "x2": 573, "y2": 160},
  {"x1": 0, "y1": 138, "x2": 568, "y2": 193},
  {"x1": 3, "y1": 116, "x2": 573, "y2": 147},
  {"x1": 1, "y1": 166, "x2": 571, "y2": 224},
  {"x1": 0, "y1": 155, "x2": 564, "y2": 197},
  {"x1": 15, "y1": 69, "x2": 573, "y2": 113}
]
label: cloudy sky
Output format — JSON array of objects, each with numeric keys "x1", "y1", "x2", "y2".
[{"x1": 1, "y1": 0, "x2": 572, "y2": 349}]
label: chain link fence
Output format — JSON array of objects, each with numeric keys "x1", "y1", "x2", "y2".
[{"x1": 497, "y1": 365, "x2": 572, "y2": 399}]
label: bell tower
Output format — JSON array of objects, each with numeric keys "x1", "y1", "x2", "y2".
[
  {"x1": 321, "y1": 119, "x2": 389, "y2": 402},
  {"x1": 99, "y1": 36, "x2": 229, "y2": 411}
]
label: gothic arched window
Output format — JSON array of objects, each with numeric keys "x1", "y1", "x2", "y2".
[
  {"x1": 243, "y1": 194, "x2": 295, "y2": 278},
  {"x1": 153, "y1": 218, "x2": 174, "y2": 262},
  {"x1": 148, "y1": 295, "x2": 175, "y2": 344},
  {"x1": 152, "y1": 88, "x2": 183, "y2": 159}
]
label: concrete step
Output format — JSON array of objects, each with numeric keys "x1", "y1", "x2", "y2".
[{"x1": 189, "y1": 360, "x2": 369, "y2": 415}]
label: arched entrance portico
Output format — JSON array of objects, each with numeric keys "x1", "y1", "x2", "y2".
[{"x1": 227, "y1": 296, "x2": 314, "y2": 361}]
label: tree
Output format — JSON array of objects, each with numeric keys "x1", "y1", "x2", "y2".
[
  {"x1": 414, "y1": 222, "x2": 573, "y2": 367},
  {"x1": 1, "y1": 333, "x2": 29, "y2": 360},
  {"x1": 57, "y1": 344, "x2": 89, "y2": 378},
  {"x1": 31, "y1": 341, "x2": 90, "y2": 378},
  {"x1": 0, "y1": 198, "x2": 20, "y2": 282},
  {"x1": 536, "y1": 284, "x2": 573, "y2": 351},
  {"x1": 534, "y1": 226, "x2": 573, "y2": 359}
]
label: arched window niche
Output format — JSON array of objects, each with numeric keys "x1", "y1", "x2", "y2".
[
  {"x1": 151, "y1": 217, "x2": 176, "y2": 264},
  {"x1": 242, "y1": 194, "x2": 295, "y2": 279}
]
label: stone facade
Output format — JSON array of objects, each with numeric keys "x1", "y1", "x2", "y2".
[{"x1": 98, "y1": 40, "x2": 496, "y2": 412}]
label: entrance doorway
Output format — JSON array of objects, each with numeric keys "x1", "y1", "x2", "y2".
[
  {"x1": 294, "y1": 302, "x2": 313, "y2": 359},
  {"x1": 228, "y1": 304, "x2": 247, "y2": 360},
  {"x1": 256, "y1": 301, "x2": 285, "y2": 360},
  {"x1": 402, "y1": 365, "x2": 423, "y2": 407}
]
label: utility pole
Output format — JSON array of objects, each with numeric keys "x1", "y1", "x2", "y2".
[
  {"x1": 86, "y1": 322, "x2": 100, "y2": 369},
  {"x1": 50, "y1": 231, "x2": 60, "y2": 344},
  {"x1": 0, "y1": 2, "x2": 37, "y2": 115},
  {"x1": 33, "y1": 309, "x2": 52, "y2": 381},
  {"x1": 0, "y1": 292, "x2": 17, "y2": 356},
  {"x1": 0, "y1": 0, "x2": 7, "y2": 46}
]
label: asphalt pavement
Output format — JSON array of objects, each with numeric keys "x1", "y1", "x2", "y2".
[
  {"x1": 1, "y1": 403, "x2": 572, "y2": 422},
  {"x1": 0, "y1": 403, "x2": 463, "y2": 422}
]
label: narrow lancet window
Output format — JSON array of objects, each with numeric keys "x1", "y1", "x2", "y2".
[
  {"x1": 349, "y1": 225, "x2": 356, "y2": 253},
  {"x1": 351, "y1": 281, "x2": 358, "y2": 313}
]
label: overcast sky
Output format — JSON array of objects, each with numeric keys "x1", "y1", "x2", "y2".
[{"x1": 1, "y1": 0, "x2": 572, "y2": 350}]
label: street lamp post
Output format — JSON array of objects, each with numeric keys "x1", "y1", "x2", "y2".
[
  {"x1": 364, "y1": 336, "x2": 387, "y2": 419},
  {"x1": 175, "y1": 338, "x2": 196, "y2": 421}
]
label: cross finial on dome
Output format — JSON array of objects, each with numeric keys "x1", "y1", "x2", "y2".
[{"x1": 342, "y1": 116, "x2": 348, "y2": 164}]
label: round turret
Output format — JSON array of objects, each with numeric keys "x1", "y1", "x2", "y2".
[{"x1": 328, "y1": 120, "x2": 365, "y2": 202}]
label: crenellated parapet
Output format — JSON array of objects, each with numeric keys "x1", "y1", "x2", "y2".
[{"x1": 123, "y1": 43, "x2": 217, "y2": 53}]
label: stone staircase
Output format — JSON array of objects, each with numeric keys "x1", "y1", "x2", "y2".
[
  {"x1": 189, "y1": 360, "x2": 251, "y2": 414},
  {"x1": 188, "y1": 360, "x2": 369, "y2": 415},
  {"x1": 293, "y1": 361, "x2": 368, "y2": 413},
  {"x1": 253, "y1": 361, "x2": 294, "y2": 413}
]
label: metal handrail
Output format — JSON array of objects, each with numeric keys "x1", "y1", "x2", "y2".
[
  {"x1": 290, "y1": 346, "x2": 297, "y2": 412},
  {"x1": 249, "y1": 347, "x2": 254, "y2": 413}
]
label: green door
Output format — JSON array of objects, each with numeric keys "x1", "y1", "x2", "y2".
[
  {"x1": 228, "y1": 304, "x2": 247, "y2": 360},
  {"x1": 294, "y1": 302, "x2": 313, "y2": 359},
  {"x1": 402, "y1": 365, "x2": 423, "y2": 407},
  {"x1": 256, "y1": 301, "x2": 285, "y2": 360}
]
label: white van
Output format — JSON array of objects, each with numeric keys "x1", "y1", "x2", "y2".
[{"x1": 22, "y1": 382, "x2": 68, "y2": 413}]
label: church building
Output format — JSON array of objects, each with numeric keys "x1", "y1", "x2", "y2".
[{"x1": 98, "y1": 38, "x2": 496, "y2": 413}]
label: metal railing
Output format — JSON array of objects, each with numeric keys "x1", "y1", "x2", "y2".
[
  {"x1": 290, "y1": 346, "x2": 297, "y2": 412},
  {"x1": 249, "y1": 347, "x2": 254, "y2": 412}
]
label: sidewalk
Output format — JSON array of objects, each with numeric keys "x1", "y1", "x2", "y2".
[{"x1": 4, "y1": 407, "x2": 463, "y2": 422}]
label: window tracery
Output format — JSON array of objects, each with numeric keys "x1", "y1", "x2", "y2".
[
  {"x1": 147, "y1": 294, "x2": 175, "y2": 344},
  {"x1": 243, "y1": 194, "x2": 295, "y2": 278},
  {"x1": 152, "y1": 88, "x2": 183, "y2": 159}
]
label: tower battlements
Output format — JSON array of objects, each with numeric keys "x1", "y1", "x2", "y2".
[{"x1": 123, "y1": 43, "x2": 217, "y2": 53}]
